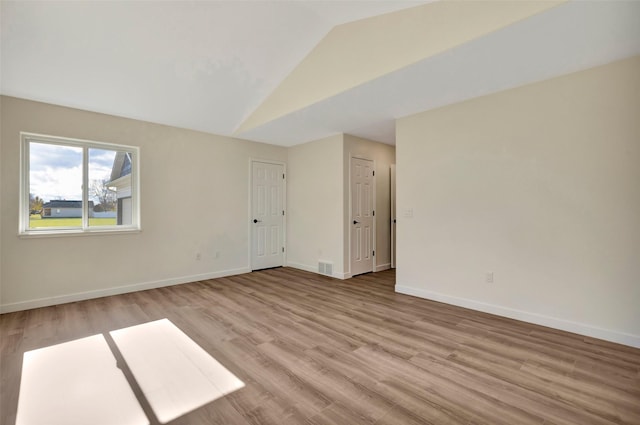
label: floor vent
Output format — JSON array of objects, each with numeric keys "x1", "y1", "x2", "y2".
[{"x1": 318, "y1": 261, "x2": 333, "y2": 276}]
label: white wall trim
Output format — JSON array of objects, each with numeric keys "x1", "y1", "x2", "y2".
[
  {"x1": 395, "y1": 284, "x2": 640, "y2": 349},
  {"x1": 286, "y1": 260, "x2": 375, "y2": 280},
  {"x1": 286, "y1": 261, "x2": 317, "y2": 274},
  {"x1": 286, "y1": 262, "x2": 349, "y2": 280},
  {"x1": 333, "y1": 272, "x2": 350, "y2": 280},
  {"x1": 375, "y1": 263, "x2": 391, "y2": 272},
  {"x1": 0, "y1": 267, "x2": 250, "y2": 314}
]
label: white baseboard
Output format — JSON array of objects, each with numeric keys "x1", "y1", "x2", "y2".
[
  {"x1": 395, "y1": 284, "x2": 640, "y2": 349},
  {"x1": 286, "y1": 262, "x2": 389, "y2": 279},
  {"x1": 375, "y1": 263, "x2": 391, "y2": 272},
  {"x1": 286, "y1": 261, "x2": 317, "y2": 274},
  {"x1": 286, "y1": 262, "x2": 348, "y2": 280},
  {"x1": 0, "y1": 267, "x2": 251, "y2": 314}
]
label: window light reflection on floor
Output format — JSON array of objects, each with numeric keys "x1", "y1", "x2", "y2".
[
  {"x1": 16, "y1": 334, "x2": 148, "y2": 425},
  {"x1": 16, "y1": 319, "x2": 244, "y2": 425},
  {"x1": 110, "y1": 319, "x2": 245, "y2": 424}
]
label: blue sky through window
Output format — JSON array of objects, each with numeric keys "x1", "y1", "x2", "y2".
[{"x1": 29, "y1": 143, "x2": 116, "y2": 203}]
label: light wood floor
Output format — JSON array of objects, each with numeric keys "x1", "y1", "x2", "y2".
[{"x1": 1, "y1": 268, "x2": 639, "y2": 425}]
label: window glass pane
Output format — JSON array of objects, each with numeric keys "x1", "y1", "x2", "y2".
[
  {"x1": 29, "y1": 142, "x2": 83, "y2": 229},
  {"x1": 22, "y1": 134, "x2": 139, "y2": 235},
  {"x1": 89, "y1": 148, "x2": 133, "y2": 227}
]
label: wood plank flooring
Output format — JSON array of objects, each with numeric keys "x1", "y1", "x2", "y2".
[{"x1": 1, "y1": 267, "x2": 639, "y2": 425}]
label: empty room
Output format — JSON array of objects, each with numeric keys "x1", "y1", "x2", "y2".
[{"x1": 1, "y1": 1, "x2": 639, "y2": 424}]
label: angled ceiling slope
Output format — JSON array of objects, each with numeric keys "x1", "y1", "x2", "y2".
[
  {"x1": 235, "y1": 0, "x2": 564, "y2": 136},
  {"x1": 237, "y1": 0, "x2": 640, "y2": 146}
]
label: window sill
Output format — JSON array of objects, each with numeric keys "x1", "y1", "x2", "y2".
[{"x1": 18, "y1": 228, "x2": 142, "y2": 239}]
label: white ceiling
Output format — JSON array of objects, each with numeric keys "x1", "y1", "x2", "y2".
[{"x1": 2, "y1": 1, "x2": 639, "y2": 146}]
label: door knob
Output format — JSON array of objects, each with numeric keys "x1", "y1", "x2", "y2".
[
  {"x1": 353, "y1": 220, "x2": 359, "y2": 225},
  {"x1": 253, "y1": 219, "x2": 262, "y2": 223}
]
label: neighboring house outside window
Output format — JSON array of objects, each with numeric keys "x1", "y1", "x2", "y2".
[
  {"x1": 20, "y1": 133, "x2": 140, "y2": 235},
  {"x1": 40, "y1": 200, "x2": 95, "y2": 218},
  {"x1": 106, "y1": 152, "x2": 133, "y2": 226}
]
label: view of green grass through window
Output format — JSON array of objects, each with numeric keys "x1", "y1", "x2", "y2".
[{"x1": 27, "y1": 138, "x2": 135, "y2": 231}]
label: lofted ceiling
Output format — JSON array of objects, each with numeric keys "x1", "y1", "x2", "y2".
[{"x1": 2, "y1": 1, "x2": 640, "y2": 147}]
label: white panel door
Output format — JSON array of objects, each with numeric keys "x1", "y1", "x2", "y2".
[
  {"x1": 390, "y1": 164, "x2": 396, "y2": 269},
  {"x1": 251, "y1": 161, "x2": 284, "y2": 270},
  {"x1": 350, "y1": 157, "x2": 374, "y2": 276}
]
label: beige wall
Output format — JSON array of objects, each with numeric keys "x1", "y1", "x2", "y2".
[
  {"x1": 0, "y1": 96, "x2": 287, "y2": 312},
  {"x1": 396, "y1": 56, "x2": 640, "y2": 347},
  {"x1": 343, "y1": 134, "x2": 395, "y2": 274},
  {"x1": 286, "y1": 134, "x2": 345, "y2": 276}
]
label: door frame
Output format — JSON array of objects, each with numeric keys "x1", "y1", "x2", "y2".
[
  {"x1": 348, "y1": 154, "x2": 376, "y2": 277},
  {"x1": 390, "y1": 164, "x2": 396, "y2": 269},
  {"x1": 248, "y1": 158, "x2": 287, "y2": 271}
]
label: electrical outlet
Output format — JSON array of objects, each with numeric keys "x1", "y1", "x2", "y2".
[
  {"x1": 214, "y1": 251, "x2": 220, "y2": 259},
  {"x1": 196, "y1": 252, "x2": 201, "y2": 261},
  {"x1": 485, "y1": 272, "x2": 494, "y2": 283}
]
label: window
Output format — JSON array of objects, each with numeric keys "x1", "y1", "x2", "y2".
[{"x1": 20, "y1": 133, "x2": 140, "y2": 235}]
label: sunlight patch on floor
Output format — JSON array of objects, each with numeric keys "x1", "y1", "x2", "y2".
[
  {"x1": 16, "y1": 319, "x2": 244, "y2": 425},
  {"x1": 16, "y1": 334, "x2": 148, "y2": 425},
  {"x1": 110, "y1": 319, "x2": 245, "y2": 424}
]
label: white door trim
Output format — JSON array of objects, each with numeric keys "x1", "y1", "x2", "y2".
[
  {"x1": 390, "y1": 164, "x2": 396, "y2": 269},
  {"x1": 249, "y1": 158, "x2": 287, "y2": 270},
  {"x1": 348, "y1": 153, "x2": 376, "y2": 277}
]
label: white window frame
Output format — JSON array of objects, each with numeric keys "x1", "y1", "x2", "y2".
[{"x1": 19, "y1": 132, "x2": 141, "y2": 237}]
